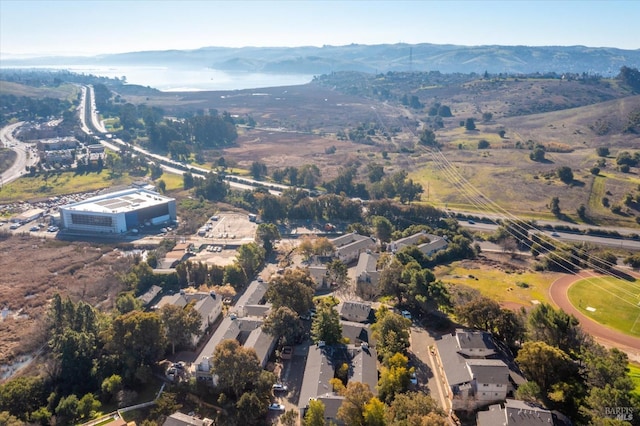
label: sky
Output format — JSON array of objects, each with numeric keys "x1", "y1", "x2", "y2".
[{"x1": 1, "y1": 0, "x2": 639, "y2": 58}]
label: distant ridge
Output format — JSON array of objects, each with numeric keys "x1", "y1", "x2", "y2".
[{"x1": 2, "y1": 43, "x2": 639, "y2": 75}]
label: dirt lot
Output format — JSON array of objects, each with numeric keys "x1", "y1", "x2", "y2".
[{"x1": 0, "y1": 234, "x2": 130, "y2": 370}]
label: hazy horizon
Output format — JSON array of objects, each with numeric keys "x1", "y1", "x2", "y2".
[{"x1": 1, "y1": 0, "x2": 638, "y2": 59}]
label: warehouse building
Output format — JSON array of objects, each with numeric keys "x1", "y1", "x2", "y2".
[{"x1": 59, "y1": 188, "x2": 176, "y2": 233}]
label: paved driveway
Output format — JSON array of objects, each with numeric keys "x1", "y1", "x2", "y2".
[{"x1": 409, "y1": 324, "x2": 456, "y2": 425}]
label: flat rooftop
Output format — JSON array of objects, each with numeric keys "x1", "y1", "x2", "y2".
[{"x1": 61, "y1": 188, "x2": 174, "y2": 214}]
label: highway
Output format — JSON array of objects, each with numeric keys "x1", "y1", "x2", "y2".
[
  {"x1": 462, "y1": 220, "x2": 640, "y2": 251},
  {"x1": 0, "y1": 121, "x2": 39, "y2": 186},
  {"x1": 80, "y1": 85, "x2": 284, "y2": 195}
]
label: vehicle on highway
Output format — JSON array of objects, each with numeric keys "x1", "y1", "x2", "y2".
[
  {"x1": 468, "y1": 220, "x2": 476, "y2": 225},
  {"x1": 268, "y1": 403, "x2": 285, "y2": 411},
  {"x1": 551, "y1": 232, "x2": 560, "y2": 237}
]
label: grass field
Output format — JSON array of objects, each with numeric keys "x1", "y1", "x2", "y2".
[
  {"x1": 567, "y1": 276, "x2": 640, "y2": 337},
  {"x1": 435, "y1": 261, "x2": 561, "y2": 307},
  {"x1": 629, "y1": 363, "x2": 640, "y2": 397},
  {"x1": 0, "y1": 171, "x2": 136, "y2": 203},
  {"x1": 156, "y1": 173, "x2": 183, "y2": 192}
]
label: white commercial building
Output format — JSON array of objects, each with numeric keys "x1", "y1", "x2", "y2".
[{"x1": 59, "y1": 188, "x2": 176, "y2": 234}]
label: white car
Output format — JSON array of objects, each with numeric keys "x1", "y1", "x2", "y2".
[
  {"x1": 272, "y1": 383, "x2": 288, "y2": 392},
  {"x1": 401, "y1": 310, "x2": 412, "y2": 320},
  {"x1": 268, "y1": 403, "x2": 285, "y2": 411}
]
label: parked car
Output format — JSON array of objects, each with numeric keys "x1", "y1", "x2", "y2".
[
  {"x1": 410, "y1": 371, "x2": 418, "y2": 385},
  {"x1": 401, "y1": 310, "x2": 412, "y2": 320},
  {"x1": 29, "y1": 226, "x2": 39, "y2": 232},
  {"x1": 268, "y1": 403, "x2": 285, "y2": 411},
  {"x1": 272, "y1": 383, "x2": 288, "y2": 392}
]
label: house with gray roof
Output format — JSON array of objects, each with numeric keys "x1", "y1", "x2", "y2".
[
  {"x1": 435, "y1": 329, "x2": 512, "y2": 412},
  {"x1": 340, "y1": 320, "x2": 375, "y2": 346},
  {"x1": 156, "y1": 291, "x2": 222, "y2": 347},
  {"x1": 330, "y1": 232, "x2": 377, "y2": 264},
  {"x1": 388, "y1": 230, "x2": 448, "y2": 256},
  {"x1": 338, "y1": 301, "x2": 374, "y2": 323},
  {"x1": 299, "y1": 344, "x2": 378, "y2": 423},
  {"x1": 355, "y1": 252, "x2": 380, "y2": 288},
  {"x1": 163, "y1": 411, "x2": 213, "y2": 426},
  {"x1": 477, "y1": 399, "x2": 559, "y2": 426},
  {"x1": 193, "y1": 278, "x2": 277, "y2": 384},
  {"x1": 137, "y1": 284, "x2": 162, "y2": 307}
]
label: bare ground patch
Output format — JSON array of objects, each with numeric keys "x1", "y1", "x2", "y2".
[{"x1": 0, "y1": 235, "x2": 131, "y2": 366}]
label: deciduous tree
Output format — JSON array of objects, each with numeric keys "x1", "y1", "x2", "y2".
[{"x1": 160, "y1": 302, "x2": 202, "y2": 354}]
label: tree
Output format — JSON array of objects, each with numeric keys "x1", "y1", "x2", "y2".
[
  {"x1": 337, "y1": 382, "x2": 375, "y2": 426},
  {"x1": 55, "y1": 394, "x2": 80, "y2": 425},
  {"x1": 377, "y1": 352, "x2": 411, "y2": 403},
  {"x1": 498, "y1": 129, "x2": 506, "y2": 138},
  {"x1": 482, "y1": 112, "x2": 493, "y2": 122},
  {"x1": 108, "y1": 311, "x2": 166, "y2": 383},
  {"x1": 101, "y1": 374, "x2": 123, "y2": 403},
  {"x1": 530, "y1": 144, "x2": 546, "y2": 162},
  {"x1": 455, "y1": 296, "x2": 502, "y2": 331},
  {"x1": 250, "y1": 161, "x2": 267, "y2": 180},
  {"x1": 386, "y1": 392, "x2": 445, "y2": 424},
  {"x1": 367, "y1": 163, "x2": 385, "y2": 183},
  {"x1": 371, "y1": 215, "x2": 393, "y2": 243},
  {"x1": 151, "y1": 392, "x2": 182, "y2": 419},
  {"x1": 327, "y1": 259, "x2": 349, "y2": 290},
  {"x1": 183, "y1": 172, "x2": 195, "y2": 190},
  {"x1": 311, "y1": 305, "x2": 343, "y2": 345},
  {"x1": 0, "y1": 376, "x2": 47, "y2": 421},
  {"x1": 265, "y1": 268, "x2": 315, "y2": 315},
  {"x1": 160, "y1": 302, "x2": 202, "y2": 354},
  {"x1": 363, "y1": 397, "x2": 386, "y2": 426},
  {"x1": 371, "y1": 307, "x2": 411, "y2": 362},
  {"x1": 304, "y1": 399, "x2": 326, "y2": 426},
  {"x1": 212, "y1": 339, "x2": 267, "y2": 399},
  {"x1": 557, "y1": 166, "x2": 574, "y2": 184},
  {"x1": 235, "y1": 242, "x2": 265, "y2": 278},
  {"x1": 464, "y1": 118, "x2": 476, "y2": 131},
  {"x1": 527, "y1": 303, "x2": 584, "y2": 354},
  {"x1": 515, "y1": 341, "x2": 575, "y2": 392},
  {"x1": 281, "y1": 410, "x2": 298, "y2": 426},
  {"x1": 255, "y1": 223, "x2": 280, "y2": 252},
  {"x1": 156, "y1": 179, "x2": 166, "y2": 193},
  {"x1": 77, "y1": 393, "x2": 101, "y2": 421},
  {"x1": 262, "y1": 306, "x2": 304, "y2": 345},
  {"x1": 477, "y1": 139, "x2": 490, "y2": 149},
  {"x1": 549, "y1": 197, "x2": 561, "y2": 217},
  {"x1": 590, "y1": 166, "x2": 600, "y2": 175},
  {"x1": 596, "y1": 147, "x2": 610, "y2": 157},
  {"x1": 418, "y1": 128, "x2": 438, "y2": 146}
]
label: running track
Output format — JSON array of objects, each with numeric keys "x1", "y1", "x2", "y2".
[{"x1": 549, "y1": 272, "x2": 640, "y2": 362}]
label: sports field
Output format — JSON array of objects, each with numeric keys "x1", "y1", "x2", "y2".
[{"x1": 567, "y1": 276, "x2": 640, "y2": 337}]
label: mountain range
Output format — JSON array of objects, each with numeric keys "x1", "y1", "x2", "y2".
[{"x1": 3, "y1": 43, "x2": 639, "y2": 76}]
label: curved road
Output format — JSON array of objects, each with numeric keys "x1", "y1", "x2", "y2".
[
  {"x1": 549, "y1": 272, "x2": 640, "y2": 361},
  {"x1": 0, "y1": 121, "x2": 39, "y2": 186}
]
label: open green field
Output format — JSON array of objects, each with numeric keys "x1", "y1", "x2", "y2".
[
  {"x1": 629, "y1": 363, "x2": 640, "y2": 397},
  {"x1": 567, "y1": 276, "x2": 640, "y2": 337},
  {"x1": 435, "y1": 261, "x2": 561, "y2": 307},
  {"x1": 156, "y1": 172, "x2": 183, "y2": 192},
  {"x1": 0, "y1": 171, "x2": 136, "y2": 203}
]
